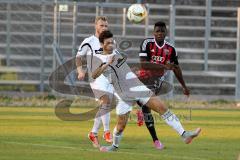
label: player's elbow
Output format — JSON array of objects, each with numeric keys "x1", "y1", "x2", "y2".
[
  {"x1": 92, "y1": 73, "x2": 98, "y2": 79},
  {"x1": 92, "y1": 74, "x2": 97, "y2": 79},
  {"x1": 75, "y1": 57, "x2": 82, "y2": 65}
]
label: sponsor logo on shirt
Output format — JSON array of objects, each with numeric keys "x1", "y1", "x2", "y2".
[{"x1": 151, "y1": 56, "x2": 165, "y2": 62}]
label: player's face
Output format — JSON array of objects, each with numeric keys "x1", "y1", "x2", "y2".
[
  {"x1": 95, "y1": 20, "x2": 108, "y2": 36},
  {"x1": 153, "y1": 26, "x2": 167, "y2": 42},
  {"x1": 102, "y1": 37, "x2": 114, "y2": 54}
]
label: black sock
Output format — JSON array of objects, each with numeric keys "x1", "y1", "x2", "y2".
[{"x1": 142, "y1": 105, "x2": 159, "y2": 142}]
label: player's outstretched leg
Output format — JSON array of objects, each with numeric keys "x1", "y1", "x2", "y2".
[
  {"x1": 145, "y1": 96, "x2": 201, "y2": 144},
  {"x1": 181, "y1": 128, "x2": 201, "y2": 144}
]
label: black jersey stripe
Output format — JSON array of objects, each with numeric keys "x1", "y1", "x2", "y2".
[
  {"x1": 81, "y1": 43, "x2": 94, "y2": 72},
  {"x1": 109, "y1": 65, "x2": 123, "y2": 93}
]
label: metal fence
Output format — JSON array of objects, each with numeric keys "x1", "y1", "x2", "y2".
[{"x1": 0, "y1": 0, "x2": 239, "y2": 99}]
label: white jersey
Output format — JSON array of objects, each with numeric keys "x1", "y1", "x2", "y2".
[
  {"x1": 76, "y1": 35, "x2": 113, "y2": 98},
  {"x1": 76, "y1": 35, "x2": 102, "y2": 78},
  {"x1": 92, "y1": 50, "x2": 153, "y2": 102}
]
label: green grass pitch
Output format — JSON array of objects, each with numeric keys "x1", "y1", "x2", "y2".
[{"x1": 0, "y1": 107, "x2": 240, "y2": 160}]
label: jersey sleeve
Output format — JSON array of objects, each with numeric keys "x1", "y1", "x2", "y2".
[
  {"x1": 170, "y1": 47, "x2": 179, "y2": 65},
  {"x1": 139, "y1": 39, "x2": 148, "y2": 58},
  {"x1": 76, "y1": 38, "x2": 91, "y2": 57},
  {"x1": 91, "y1": 55, "x2": 103, "y2": 73},
  {"x1": 76, "y1": 44, "x2": 89, "y2": 57}
]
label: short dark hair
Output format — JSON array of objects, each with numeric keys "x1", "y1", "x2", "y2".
[
  {"x1": 154, "y1": 21, "x2": 166, "y2": 29},
  {"x1": 99, "y1": 30, "x2": 113, "y2": 43}
]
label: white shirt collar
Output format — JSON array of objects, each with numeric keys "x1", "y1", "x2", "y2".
[{"x1": 154, "y1": 39, "x2": 165, "y2": 49}]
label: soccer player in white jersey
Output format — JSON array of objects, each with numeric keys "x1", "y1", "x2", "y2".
[
  {"x1": 75, "y1": 16, "x2": 113, "y2": 147},
  {"x1": 91, "y1": 30, "x2": 201, "y2": 152}
]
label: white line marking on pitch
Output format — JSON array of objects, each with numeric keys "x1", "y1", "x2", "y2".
[
  {"x1": 5, "y1": 141, "x2": 76, "y2": 150},
  {"x1": 3, "y1": 141, "x2": 204, "y2": 160}
]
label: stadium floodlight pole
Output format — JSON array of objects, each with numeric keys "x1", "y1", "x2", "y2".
[
  {"x1": 236, "y1": 8, "x2": 240, "y2": 100},
  {"x1": 100, "y1": 3, "x2": 103, "y2": 16},
  {"x1": 6, "y1": 2, "x2": 11, "y2": 67},
  {"x1": 53, "y1": 0, "x2": 58, "y2": 71},
  {"x1": 72, "y1": 1, "x2": 77, "y2": 57},
  {"x1": 204, "y1": 0, "x2": 212, "y2": 71},
  {"x1": 40, "y1": 0, "x2": 46, "y2": 92},
  {"x1": 122, "y1": 7, "x2": 126, "y2": 37},
  {"x1": 57, "y1": 4, "x2": 61, "y2": 47},
  {"x1": 144, "y1": 3, "x2": 149, "y2": 38},
  {"x1": 96, "y1": 2, "x2": 99, "y2": 17},
  {"x1": 168, "y1": 0, "x2": 176, "y2": 100},
  {"x1": 71, "y1": 1, "x2": 78, "y2": 85}
]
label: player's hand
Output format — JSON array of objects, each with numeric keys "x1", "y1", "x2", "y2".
[
  {"x1": 164, "y1": 63, "x2": 177, "y2": 70},
  {"x1": 77, "y1": 70, "x2": 86, "y2": 80},
  {"x1": 183, "y1": 87, "x2": 190, "y2": 97}
]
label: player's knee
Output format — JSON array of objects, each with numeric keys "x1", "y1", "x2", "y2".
[
  {"x1": 100, "y1": 104, "x2": 110, "y2": 110},
  {"x1": 99, "y1": 95, "x2": 110, "y2": 105},
  {"x1": 142, "y1": 105, "x2": 151, "y2": 113},
  {"x1": 115, "y1": 126, "x2": 124, "y2": 134},
  {"x1": 119, "y1": 124, "x2": 126, "y2": 132},
  {"x1": 136, "y1": 100, "x2": 143, "y2": 107},
  {"x1": 114, "y1": 127, "x2": 123, "y2": 135},
  {"x1": 116, "y1": 122, "x2": 127, "y2": 133}
]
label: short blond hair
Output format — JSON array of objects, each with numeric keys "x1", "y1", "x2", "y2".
[{"x1": 95, "y1": 16, "x2": 108, "y2": 24}]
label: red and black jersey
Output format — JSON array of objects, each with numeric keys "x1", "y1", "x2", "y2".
[{"x1": 138, "y1": 38, "x2": 178, "y2": 78}]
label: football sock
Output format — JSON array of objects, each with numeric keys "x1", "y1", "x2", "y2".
[
  {"x1": 92, "y1": 104, "x2": 111, "y2": 133},
  {"x1": 99, "y1": 104, "x2": 111, "y2": 132},
  {"x1": 112, "y1": 127, "x2": 123, "y2": 148},
  {"x1": 91, "y1": 116, "x2": 101, "y2": 133},
  {"x1": 142, "y1": 105, "x2": 158, "y2": 141},
  {"x1": 101, "y1": 112, "x2": 110, "y2": 132},
  {"x1": 161, "y1": 109, "x2": 185, "y2": 135}
]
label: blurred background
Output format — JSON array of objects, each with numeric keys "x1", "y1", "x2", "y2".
[{"x1": 0, "y1": 0, "x2": 240, "y2": 101}]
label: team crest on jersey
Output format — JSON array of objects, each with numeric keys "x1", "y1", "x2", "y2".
[{"x1": 163, "y1": 49, "x2": 169, "y2": 56}]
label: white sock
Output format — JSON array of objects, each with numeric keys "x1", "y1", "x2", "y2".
[
  {"x1": 161, "y1": 109, "x2": 185, "y2": 135},
  {"x1": 91, "y1": 117, "x2": 102, "y2": 133},
  {"x1": 101, "y1": 112, "x2": 110, "y2": 132},
  {"x1": 112, "y1": 127, "x2": 122, "y2": 148},
  {"x1": 92, "y1": 104, "x2": 110, "y2": 133}
]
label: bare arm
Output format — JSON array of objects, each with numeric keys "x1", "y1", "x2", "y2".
[
  {"x1": 172, "y1": 65, "x2": 190, "y2": 96},
  {"x1": 75, "y1": 45, "x2": 89, "y2": 80},
  {"x1": 92, "y1": 63, "x2": 110, "y2": 79},
  {"x1": 75, "y1": 56, "x2": 86, "y2": 80},
  {"x1": 92, "y1": 55, "x2": 115, "y2": 79},
  {"x1": 140, "y1": 57, "x2": 174, "y2": 70}
]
